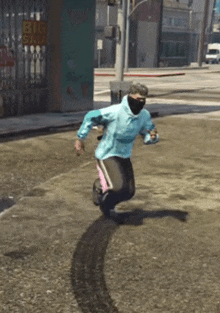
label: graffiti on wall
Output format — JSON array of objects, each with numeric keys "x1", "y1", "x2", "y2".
[{"x1": 0, "y1": 46, "x2": 15, "y2": 67}]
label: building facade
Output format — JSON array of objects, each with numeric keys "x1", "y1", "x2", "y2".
[
  {"x1": 212, "y1": 0, "x2": 220, "y2": 41},
  {"x1": 94, "y1": 0, "x2": 217, "y2": 68},
  {"x1": 160, "y1": 0, "x2": 190, "y2": 66},
  {"x1": 0, "y1": 0, "x2": 96, "y2": 117}
]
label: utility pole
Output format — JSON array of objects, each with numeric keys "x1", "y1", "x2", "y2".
[
  {"x1": 209, "y1": 0, "x2": 217, "y2": 44},
  {"x1": 115, "y1": 0, "x2": 127, "y2": 81},
  {"x1": 111, "y1": 0, "x2": 158, "y2": 102},
  {"x1": 156, "y1": 0, "x2": 164, "y2": 67},
  {"x1": 198, "y1": 0, "x2": 209, "y2": 67},
  {"x1": 124, "y1": 0, "x2": 130, "y2": 72},
  {"x1": 110, "y1": 0, "x2": 131, "y2": 104},
  {"x1": 124, "y1": 0, "x2": 163, "y2": 71}
]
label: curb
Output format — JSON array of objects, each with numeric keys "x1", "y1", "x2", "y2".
[
  {"x1": 95, "y1": 72, "x2": 186, "y2": 77},
  {"x1": 0, "y1": 121, "x2": 82, "y2": 140}
]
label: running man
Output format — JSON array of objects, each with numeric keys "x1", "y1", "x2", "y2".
[{"x1": 75, "y1": 83, "x2": 159, "y2": 222}]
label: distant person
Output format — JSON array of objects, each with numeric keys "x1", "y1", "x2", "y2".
[{"x1": 75, "y1": 83, "x2": 159, "y2": 223}]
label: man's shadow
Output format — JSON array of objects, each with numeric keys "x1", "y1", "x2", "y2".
[{"x1": 111, "y1": 208, "x2": 188, "y2": 225}]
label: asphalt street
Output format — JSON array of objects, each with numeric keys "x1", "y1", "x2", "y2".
[
  {"x1": 95, "y1": 65, "x2": 220, "y2": 118},
  {"x1": 94, "y1": 64, "x2": 220, "y2": 103}
]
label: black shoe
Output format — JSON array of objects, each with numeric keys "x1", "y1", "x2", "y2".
[
  {"x1": 109, "y1": 210, "x2": 126, "y2": 224},
  {"x1": 93, "y1": 178, "x2": 103, "y2": 206},
  {"x1": 99, "y1": 203, "x2": 111, "y2": 218},
  {"x1": 100, "y1": 207, "x2": 125, "y2": 224}
]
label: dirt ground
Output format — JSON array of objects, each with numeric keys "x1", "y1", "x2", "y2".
[
  {"x1": 1, "y1": 115, "x2": 220, "y2": 211},
  {"x1": 132, "y1": 115, "x2": 220, "y2": 212},
  {"x1": 1, "y1": 115, "x2": 220, "y2": 312},
  {"x1": 0, "y1": 130, "x2": 96, "y2": 202}
]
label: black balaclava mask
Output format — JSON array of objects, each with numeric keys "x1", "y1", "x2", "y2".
[{"x1": 127, "y1": 95, "x2": 146, "y2": 115}]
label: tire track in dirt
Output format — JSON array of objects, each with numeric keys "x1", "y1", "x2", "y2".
[
  {"x1": 71, "y1": 209, "x2": 188, "y2": 312},
  {"x1": 71, "y1": 217, "x2": 120, "y2": 313}
]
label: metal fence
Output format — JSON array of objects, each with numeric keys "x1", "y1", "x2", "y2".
[{"x1": 0, "y1": 0, "x2": 48, "y2": 117}]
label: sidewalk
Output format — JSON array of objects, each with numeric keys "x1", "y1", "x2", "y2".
[
  {"x1": 0, "y1": 111, "x2": 85, "y2": 138},
  {"x1": 94, "y1": 64, "x2": 210, "y2": 77},
  {"x1": 1, "y1": 99, "x2": 220, "y2": 139}
]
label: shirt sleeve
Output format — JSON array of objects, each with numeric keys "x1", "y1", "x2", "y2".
[{"x1": 77, "y1": 106, "x2": 117, "y2": 140}]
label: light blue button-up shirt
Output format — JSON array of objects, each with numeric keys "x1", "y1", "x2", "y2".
[{"x1": 77, "y1": 96, "x2": 158, "y2": 160}]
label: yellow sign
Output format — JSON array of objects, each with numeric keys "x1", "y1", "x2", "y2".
[{"x1": 22, "y1": 20, "x2": 47, "y2": 46}]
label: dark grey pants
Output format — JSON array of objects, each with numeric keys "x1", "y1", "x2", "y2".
[{"x1": 96, "y1": 156, "x2": 135, "y2": 216}]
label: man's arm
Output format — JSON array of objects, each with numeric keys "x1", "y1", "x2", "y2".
[
  {"x1": 74, "y1": 109, "x2": 103, "y2": 155},
  {"x1": 139, "y1": 111, "x2": 159, "y2": 145},
  {"x1": 77, "y1": 110, "x2": 103, "y2": 140},
  {"x1": 75, "y1": 106, "x2": 116, "y2": 155}
]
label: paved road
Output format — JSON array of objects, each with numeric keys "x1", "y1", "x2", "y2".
[
  {"x1": 94, "y1": 65, "x2": 220, "y2": 119},
  {"x1": 94, "y1": 64, "x2": 220, "y2": 103}
]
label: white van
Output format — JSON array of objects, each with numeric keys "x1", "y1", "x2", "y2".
[{"x1": 205, "y1": 43, "x2": 220, "y2": 64}]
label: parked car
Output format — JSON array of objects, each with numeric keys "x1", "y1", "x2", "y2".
[{"x1": 205, "y1": 43, "x2": 220, "y2": 64}]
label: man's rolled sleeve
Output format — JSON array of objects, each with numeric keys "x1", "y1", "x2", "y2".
[{"x1": 77, "y1": 109, "x2": 102, "y2": 140}]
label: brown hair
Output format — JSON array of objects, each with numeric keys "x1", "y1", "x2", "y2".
[{"x1": 129, "y1": 83, "x2": 148, "y2": 97}]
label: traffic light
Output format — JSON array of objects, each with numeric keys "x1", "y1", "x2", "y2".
[
  {"x1": 104, "y1": 25, "x2": 120, "y2": 42},
  {"x1": 104, "y1": 26, "x2": 116, "y2": 38},
  {"x1": 107, "y1": 0, "x2": 117, "y2": 6}
]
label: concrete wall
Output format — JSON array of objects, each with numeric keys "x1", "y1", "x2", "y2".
[
  {"x1": 137, "y1": 21, "x2": 159, "y2": 67},
  {"x1": 48, "y1": 0, "x2": 96, "y2": 113},
  {"x1": 135, "y1": 0, "x2": 163, "y2": 68}
]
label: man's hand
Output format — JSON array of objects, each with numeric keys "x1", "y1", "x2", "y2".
[
  {"x1": 144, "y1": 128, "x2": 159, "y2": 145},
  {"x1": 150, "y1": 129, "x2": 157, "y2": 141},
  {"x1": 75, "y1": 139, "x2": 85, "y2": 156}
]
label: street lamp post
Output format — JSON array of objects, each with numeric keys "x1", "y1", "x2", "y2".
[
  {"x1": 111, "y1": 0, "x2": 162, "y2": 104},
  {"x1": 115, "y1": 0, "x2": 151, "y2": 80},
  {"x1": 111, "y1": 0, "x2": 131, "y2": 104},
  {"x1": 115, "y1": 0, "x2": 127, "y2": 81},
  {"x1": 124, "y1": 0, "x2": 131, "y2": 72},
  {"x1": 124, "y1": 0, "x2": 163, "y2": 71}
]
